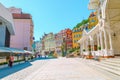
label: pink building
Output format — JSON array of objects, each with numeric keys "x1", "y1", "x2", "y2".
[{"x1": 9, "y1": 7, "x2": 34, "y2": 51}]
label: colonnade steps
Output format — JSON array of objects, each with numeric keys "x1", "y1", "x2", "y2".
[
  {"x1": 88, "y1": 57, "x2": 120, "y2": 79},
  {"x1": 75, "y1": 57, "x2": 120, "y2": 79}
]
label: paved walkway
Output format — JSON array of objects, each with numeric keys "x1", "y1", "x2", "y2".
[{"x1": 0, "y1": 58, "x2": 112, "y2": 80}]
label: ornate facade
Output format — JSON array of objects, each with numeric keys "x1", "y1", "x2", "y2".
[
  {"x1": 78, "y1": 0, "x2": 120, "y2": 58},
  {"x1": 44, "y1": 33, "x2": 56, "y2": 52},
  {"x1": 55, "y1": 28, "x2": 72, "y2": 56}
]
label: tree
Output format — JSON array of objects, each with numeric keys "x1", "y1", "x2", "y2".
[{"x1": 73, "y1": 19, "x2": 89, "y2": 29}]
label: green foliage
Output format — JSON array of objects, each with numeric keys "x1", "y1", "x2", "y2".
[
  {"x1": 0, "y1": 62, "x2": 7, "y2": 65},
  {"x1": 14, "y1": 59, "x2": 25, "y2": 63},
  {"x1": 68, "y1": 47, "x2": 79, "y2": 53},
  {"x1": 98, "y1": 46, "x2": 101, "y2": 50},
  {"x1": 31, "y1": 56, "x2": 34, "y2": 59},
  {"x1": 34, "y1": 49, "x2": 36, "y2": 52},
  {"x1": 89, "y1": 48, "x2": 91, "y2": 51},
  {"x1": 69, "y1": 48, "x2": 76, "y2": 53},
  {"x1": 48, "y1": 51, "x2": 54, "y2": 57},
  {"x1": 73, "y1": 19, "x2": 89, "y2": 29},
  {"x1": 48, "y1": 53, "x2": 53, "y2": 57},
  {"x1": 83, "y1": 49, "x2": 86, "y2": 52},
  {"x1": 62, "y1": 52, "x2": 64, "y2": 57}
]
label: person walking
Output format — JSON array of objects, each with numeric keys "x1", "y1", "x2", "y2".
[{"x1": 9, "y1": 56, "x2": 14, "y2": 67}]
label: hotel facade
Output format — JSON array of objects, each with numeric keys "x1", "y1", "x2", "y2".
[{"x1": 9, "y1": 7, "x2": 34, "y2": 51}]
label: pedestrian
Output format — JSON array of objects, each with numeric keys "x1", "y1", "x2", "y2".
[
  {"x1": 25, "y1": 56, "x2": 28, "y2": 62},
  {"x1": 40, "y1": 53, "x2": 42, "y2": 58},
  {"x1": 44, "y1": 52, "x2": 47, "y2": 58},
  {"x1": 38, "y1": 54, "x2": 40, "y2": 58},
  {"x1": 9, "y1": 56, "x2": 14, "y2": 67}
]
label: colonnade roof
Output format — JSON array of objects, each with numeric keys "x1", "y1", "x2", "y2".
[{"x1": 78, "y1": 23, "x2": 99, "y2": 44}]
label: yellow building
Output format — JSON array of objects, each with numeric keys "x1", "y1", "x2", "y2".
[
  {"x1": 72, "y1": 28, "x2": 82, "y2": 48},
  {"x1": 72, "y1": 12, "x2": 98, "y2": 49}
]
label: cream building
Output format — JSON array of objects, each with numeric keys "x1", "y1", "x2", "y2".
[
  {"x1": 44, "y1": 33, "x2": 56, "y2": 52},
  {"x1": 78, "y1": 0, "x2": 120, "y2": 58}
]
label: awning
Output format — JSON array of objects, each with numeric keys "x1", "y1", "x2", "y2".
[
  {"x1": 0, "y1": 47, "x2": 12, "y2": 56},
  {"x1": 0, "y1": 47, "x2": 34, "y2": 56},
  {"x1": 0, "y1": 47, "x2": 12, "y2": 53},
  {"x1": 8, "y1": 48, "x2": 25, "y2": 54},
  {"x1": 0, "y1": 47, "x2": 31, "y2": 56},
  {"x1": 24, "y1": 50, "x2": 33, "y2": 54}
]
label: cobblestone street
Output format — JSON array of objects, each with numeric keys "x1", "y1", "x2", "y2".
[{"x1": 0, "y1": 58, "x2": 112, "y2": 80}]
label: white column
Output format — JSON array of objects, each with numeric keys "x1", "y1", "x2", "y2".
[
  {"x1": 97, "y1": 33, "x2": 100, "y2": 56},
  {"x1": 97, "y1": 33, "x2": 100, "y2": 49},
  {"x1": 83, "y1": 40, "x2": 85, "y2": 49},
  {"x1": 79, "y1": 43, "x2": 82, "y2": 51},
  {"x1": 80, "y1": 44, "x2": 83, "y2": 55},
  {"x1": 108, "y1": 32, "x2": 114, "y2": 56},
  {"x1": 85, "y1": 41, "x2": 87, "y2": 51},
  {"x1": 91, "y1": 39, "x2": 94, "y2": 56},
  {"x1": 86, "y1": 39, "x2": 88, "y2": 52},
  {"x1": 108, "y1": 32, "x2": 113, "y2": 50},
  {"x1": 103, "y1": 29, "x2": 107, "y2": 50},
  {"x1": 103, "y1": 28, "x2": 109, "y2": 57},
  {"x1": 92, "y1": 41, "x2": 94, "y2": 51},
  {"x1": 91, "y1": 36, "x2": 94, "y2": 51},
  {"x1": 100, "y1": 31, "x2": 103, "y2": 49}
]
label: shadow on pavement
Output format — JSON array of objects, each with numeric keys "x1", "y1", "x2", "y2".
[
  {"x1": 0, "y1": 57, "x2": 56, "y2": 79},
  {"x1": 0, "y1": 62, "x2": 32, "y2": 79}
]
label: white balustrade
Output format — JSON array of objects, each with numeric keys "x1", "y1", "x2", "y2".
[{"x1": 83, "y1": 51, "x2": 89, "y2": 55}]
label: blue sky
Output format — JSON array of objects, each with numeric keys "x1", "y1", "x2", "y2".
[{"x1": 0, "y1": 0, "x2": 92, "y2": 41}]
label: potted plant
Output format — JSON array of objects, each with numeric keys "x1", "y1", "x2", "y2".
[
  {"x1": 98, "y1": 46, "x2": 101, "y2": 50},
  {"x1": 89, "y1": 48, "x2": 91, "y2": 51},
  {"x1": 83, "y1": 49, "x2": 86, "y2": 52}
]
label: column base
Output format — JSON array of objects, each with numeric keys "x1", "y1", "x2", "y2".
[
  {"x1": 103, "y1": 56, "x2": 115, "y2": 58},
  {"x1": 97, "y1": 56, "x2": 115, "y2": 61},
  {"x1": 86, "y1": 55, "x2": 93, "y2": 59}
]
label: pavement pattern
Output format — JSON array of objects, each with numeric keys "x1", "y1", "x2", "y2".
[{"x1": 0, "y1": 58, "x2": 112, "y2": 80}]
